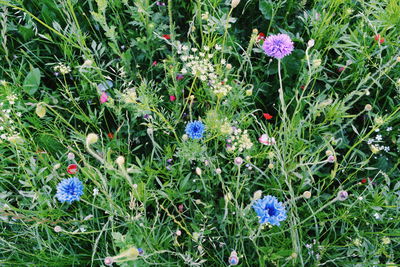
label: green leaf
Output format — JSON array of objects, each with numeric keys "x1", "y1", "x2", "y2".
[
  {"x1": 23, "y1": 68, "x2": 41, "y2": 95},
  {"x1": 259, "y1": 0, "x2": 273, "y2": 20}
]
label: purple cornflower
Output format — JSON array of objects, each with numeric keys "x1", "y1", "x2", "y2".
[{"x1": 262, "y1": 34, "x2": 294, "y2": 59}]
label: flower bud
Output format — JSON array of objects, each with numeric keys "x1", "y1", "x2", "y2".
[
  {"x1": 327, "y1": 155, "x2": 335, "y2": 163},
  {"x1": 228, "y1": 251, "x2": 239, "y2": 265},
  {"x1": 325, "y1": 150, "x2": 332, "y2": 156},
  {"x1": 226, "y1": 63, "x2": 232, "y2": 70},
  {"x1": 116, "y1": 156, "x2": 125, "y2": 166},
  {"x1": 253, "y1": 190, "x2": 262, "y2": 200},
  {"x1": 67, "y1": 152, "x2": 75, "y2": 160},
  {"x1": 176, "y1": 229, "x2": 182, "y2": 236},
  {"x1": 364, "y1": 104, "x2": 372, "y2": 111},
  {"x1": 268, "y1": 163, "x2": 274, "y2": 169},
  {"x1": 104, "y1": 257, "x2": 114, "y2": 266},
  {"x1": 195, "y1": 167, "x2": 202, "y2": 176},
  {"x1": 215, "y1": 168, "x2": 222, "y2": 174},
  {"x1": 182, "y1": 134, "x2": 189, "y2": 141},
  {"x1": 234, "y1": 157, "x2": 243, "y2": 165},
  {"x1": 53, "y1": 163, "x2": 61, "y2": 171},
  {"x1": 86, "y1": 133, "x2": 99, "y2": 145},
  {"x1": 54, "y1": 225, "x2": 62, "y2": 232},
  {"x1": 307, "y1": 39, "x2": 315, "y2": 48},
  {"x1": 231, "y1": 0, "x2": 240, "y2": 9},
  {"x1": 303, "y1": 191, "x2": 311, "y2": 199},
  {"x1": 337, "y1": 190, "x2": 348, "y2": 201}
]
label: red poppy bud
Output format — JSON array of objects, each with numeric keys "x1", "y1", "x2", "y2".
[
  {"x1": 67, "y1": 164, "x2": 78, "y2": 175},
  {"x1": 107, "y1": 133, "x2": 114, "y2": 139},
  {"x1": 263, "y1": 113, "x2": 273, "y2": 120},
  {"x1": 361, "y1": 178, "x2": 367, "y2": 184},
  {"x1": 169, "y1": 95, "x2": 176, "y2": 101},
  {"x1": 257, "y1": 32, "x2": 265, "y2": 40},
  {"x1": 162, "y1": 34, "x2": 171, "y2": 40},
  {"x1": 152, "y1": 61, "x2": 157, "y2": 66}
]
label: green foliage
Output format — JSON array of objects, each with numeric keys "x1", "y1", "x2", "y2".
[{"x1": 0, "y1": 0, "x2": 399, "y2": 266}]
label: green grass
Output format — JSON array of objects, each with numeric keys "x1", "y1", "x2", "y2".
[{"x1": 0, "y1": 0, "x2": 399, "y2": 266}]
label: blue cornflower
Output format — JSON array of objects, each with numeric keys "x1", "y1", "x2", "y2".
[
  {"x1": 252, "y1": 195, "x2": 287, "y2": 226},
  {"x1": 185, "y1": 121, "x2": 205, "y2": 139},
  {"x1": 55, "y1": 177, "x2": 84, "y2": 203}
]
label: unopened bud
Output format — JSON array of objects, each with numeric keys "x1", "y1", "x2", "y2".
[
  {"x1": 86, "y1": 133, "x2": 98, "y2": 145},
  {"x1": 116, "y1": 156, "x2": 125, "y2": 166},
  {"x1": 231, "y1": 0, "x2": 240, "y2": 9},
  {"x1": 307, "y1": 39, "x2": 315, "y2": 48},
  {"x1": 337, "y1": 190, "x2": 348, "y2": 201},
  {"x1": 253, "y1": 190, "x2": 262, "y2": 200},
  {"x1": 303, "y1": 191, "x2": 311, "y2": 199},
  {"x1": 195, "y1": 167, "x2": 202, "y2": 176},
  {"x1": 364, "y1": 104, "x2": 372, "y2": 111}
]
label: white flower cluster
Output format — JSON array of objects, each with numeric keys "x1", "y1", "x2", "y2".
[
  {"x1": 227, "y1": 127, "x2": 253, "y2": 153},
  {"x1": 367, "y1": 128, "x2": 391, "y2": 153},
  {"x1": 121, "y1": 88, "x2": 137, "y2": 104},
  {"x1": 178, "y1": 44, "x2": 232, "y2": 97},
  {"x1": 0, "y1": 96, "x2": 22, "y2": 144},
  {"x1": 54, "y1": 63, "x2": 71, "y2": 75}
]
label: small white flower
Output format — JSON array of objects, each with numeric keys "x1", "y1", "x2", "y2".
[
  {"x1": 93, "y1": 188, "x2": 99, "y2": 196},
  {"x1": 375, "y1": 135, "x2": 382, "y2": 141}
]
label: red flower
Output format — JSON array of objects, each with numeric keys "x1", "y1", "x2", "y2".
[
  {"x1": 338, "y1": 66, "x2": 345, "y2": 73},
  {"x1": 257, "y1": 32, "x2": 265, "y2": 41},
  {"x1": 107, "y1": 132, "x2": 114, "y2": 139},
  {"x1": 152, "y1": 61, "x2": 157, "y2": 66},
  {"x1": 263, "y1": 113, "x2": 273, "y2": 120},
  {"x1": 67, "y1": 164, "x2": 78, "y2": 175},
  {"x1": 361, "y1": 178, "x2": 367, "y2": 184},
  {"x1": 169, "y1": 95, "x2": 176, "y2": 101},
  {"x1": 300, "y1": 85, "x2": 305, "y2": 90},
  {"x1": 162, "y1": 34, "x2": 171, "y2": 40},
  {"x1": 374, "y1": 34, "x2": 384, "y2": 44}
]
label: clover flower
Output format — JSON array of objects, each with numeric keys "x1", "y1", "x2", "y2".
[
  {"x1": 185, "y1": 121, "x2": 205, "y2": 139},
  {"x1": 252, "y1": 195, "x2": 287, "y2": 226},
  {"x1": 262, "y1": 34, "x2": 294, "y2": 59},
  {"x1": 55, "y1": 177, "x2": 84, "y2": 203}
]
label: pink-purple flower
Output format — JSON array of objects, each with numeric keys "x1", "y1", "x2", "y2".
[{"x1": 262, "y1": 34, "x2": 294, "y2": 59}]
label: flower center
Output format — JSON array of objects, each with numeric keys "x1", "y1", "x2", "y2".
[{"x1": 264, "y1": 204, "x2": 278, "y2": 216}]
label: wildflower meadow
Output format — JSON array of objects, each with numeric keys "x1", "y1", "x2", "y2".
[{"x1": 1, "y1": 0, "x2": 400, "y2": 266}]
